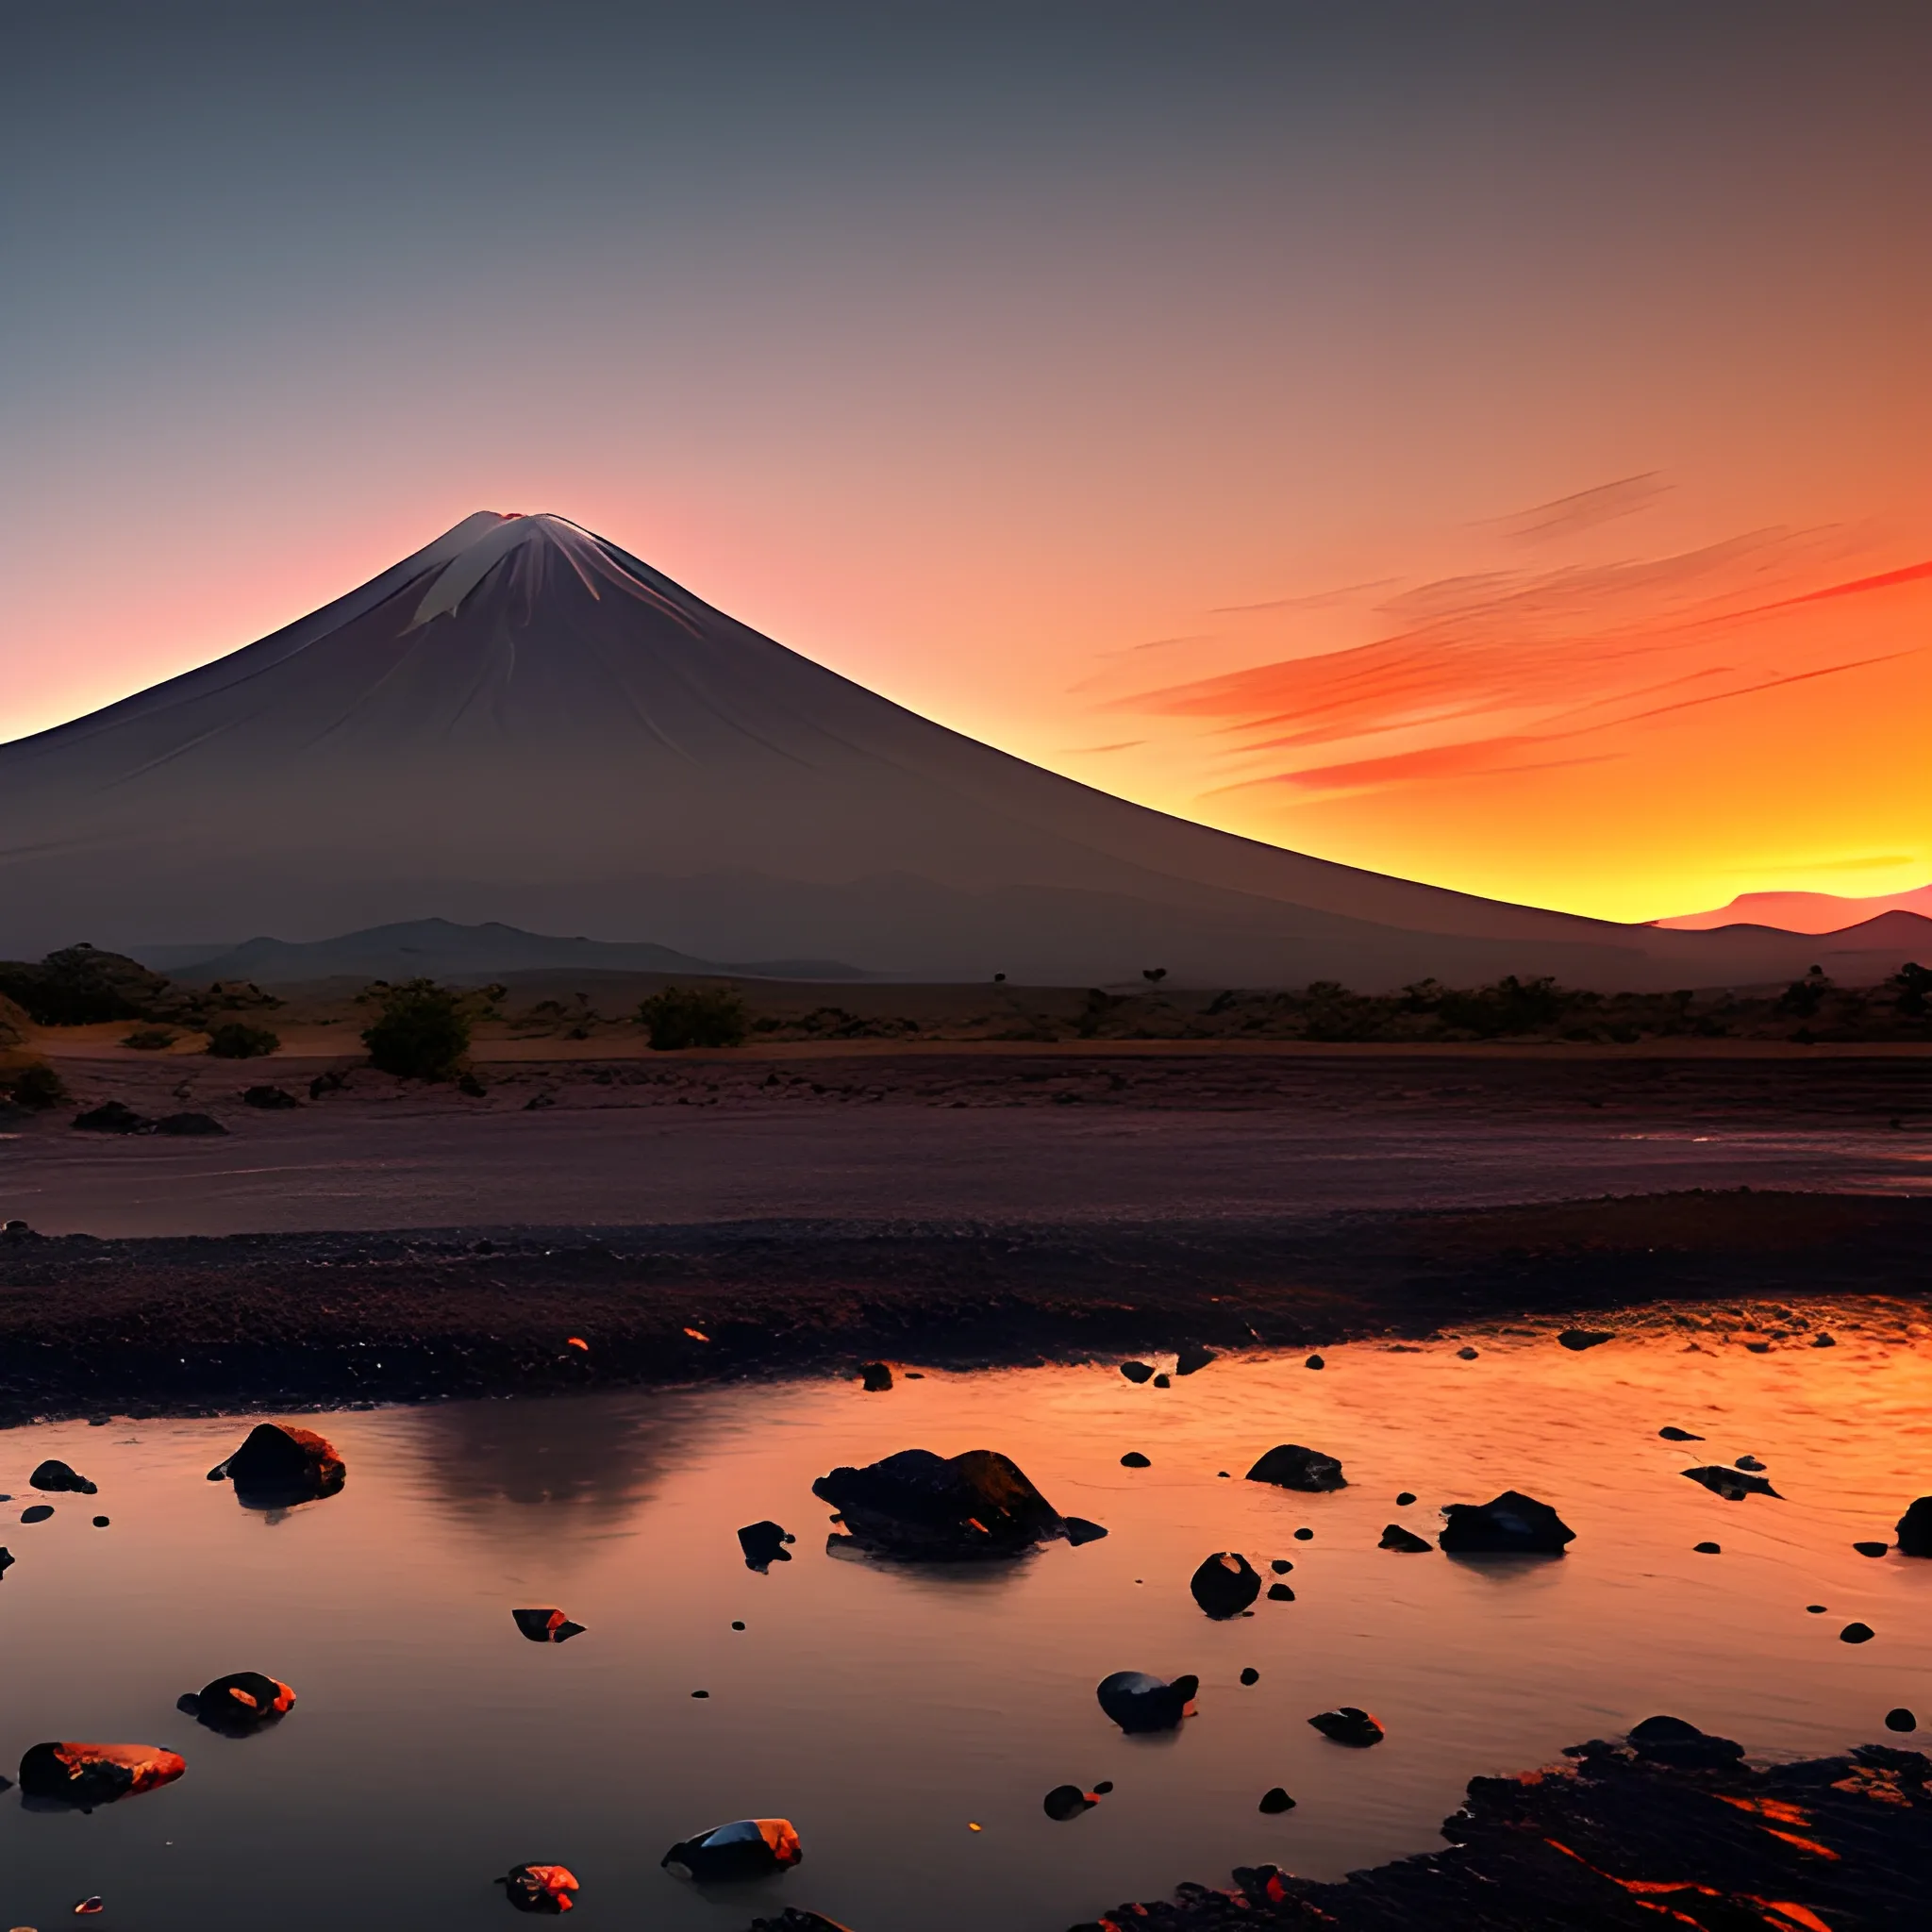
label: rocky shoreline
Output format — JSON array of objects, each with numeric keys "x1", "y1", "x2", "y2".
[
  {"x1": 0, "y1": 1188, "x2": 1925, "y2": 1424},
  {"x1": 1068, "y1": 1733, "x2": 1930, "y2": 1930}
]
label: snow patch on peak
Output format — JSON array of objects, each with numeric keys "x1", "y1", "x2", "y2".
[{"x1": 408, "y1": 513, "x2": 604, "y2": 629}]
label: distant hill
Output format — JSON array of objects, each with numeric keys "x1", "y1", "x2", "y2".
[
  {"x1": 2, "y1": 507, "x2": 1923, "y2": 990},
  {"x1": 135, "y1": 919, "x2": 868, "y2": 987},
  {"x1": 1656, "y1": 884, "x2": 1932, "y2": 933}
]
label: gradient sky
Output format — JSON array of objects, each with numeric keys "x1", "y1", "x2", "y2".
[{"x1": 4, "y1": 1, "x2": 1927, "y2": 923}]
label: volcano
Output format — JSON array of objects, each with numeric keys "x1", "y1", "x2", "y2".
[{"x1": 1, "y1": 511, "x2": 1917, "y2": 988}]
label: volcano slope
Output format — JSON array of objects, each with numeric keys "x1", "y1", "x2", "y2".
[{"x1": 0, "y1": 510, "x2": 1890, "y2": 988}]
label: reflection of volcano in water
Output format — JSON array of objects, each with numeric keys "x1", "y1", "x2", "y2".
[
  {"x1": 407, "y1": 1391, "x2": 702, "y2": 1549},
  {"x1": 0, "y1": 509, "x2": 1896, "y2": 987}
]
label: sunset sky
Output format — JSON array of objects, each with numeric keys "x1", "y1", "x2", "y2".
[{"x1": 4, "y1": 2, "x2": 1927, "y2": 924}]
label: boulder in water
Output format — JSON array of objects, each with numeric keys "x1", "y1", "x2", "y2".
[
  {"x1": 1378, "y1": 1524, "x2": 1432, "y2": 1553},
  {"x1": 812, "y1": 1447, "x2": 1065, "y2": 1558},
  {"x1": 1174, "y1": 1344, "x2": 1216, "y2": 1376},
  {"x1": 1658, "y1": 1426, "x2": 1703, "y2": 1441},
  {"x1": 1627, "y1": 1715, "x2": 1745, "y2": 1768},
  {"x1": 1680, "y1": 1466, "x2": 1781, "y2": 1502},
  {"x1": 1043, "y1": 1783, "x2": 1099, "y2": 1820},
  {"x1": 1245, "y1": 1444, "x2": 1346, "y2": 1491},
  {"x1": 1120, "y1": 1451, "x2": 1150, "y2": 1468},
  {"x1": 207, "y1": 1424, "x2": 345, "y2": 1507},
  {"x1": 1855, "y1": 1541, "x2": 1889, "y2": 1558},
  {"x1": 1096, "y1": 1670, "x2": 1197, "y2": 1733},
  {"x1": 0, "y1": 1546, "x2": 12, "y2": 1578},
  {"x1": 512, "y1": 1607, "x2": 586, "y2": 1643},
  {"x1": 1120, "y1": 1361, "x2": 1155, "y2": 1384},
  {"x1": 1308, "y1": 1707, "x2": 1384, "y2": 1747},
  {"x1": 1439, "y1": 1491, "x2": 1574, "y2": 1555},
  {"x1": 181, "y1": 1671, "x2": 295, "y2": 1732},
  {"x1": 1896, "y1": 1496, "x2": 1932, "y2": 1557},
  {"x1": 1885, "y1": 1708, "x2": 1917, "y2": 1733},
  {"x1": 859, "y1": 1361, "x2": 893, "y2": 1392},
  {"x1": 29, "y1": 1459, "x2": 96, "y2": 1495},
  {"x1": 1267, "y1": 1582, "x2": 1294, "y2": 1601},
  {"x1": 17, "y1": 1741, "x2": 186, "y2": 1808},
  {"x1": 1064, "y1": 1516, "x2": 1108, "y2": 1545},
  {"x1": 1840, "y1": 1623, "x2": 1875, "y2": 1644},
  {"x1": 738, "y1": 1522, "x2": 796, "y2": 1571},
  {"x1": 1258, "y1": 1787, "x2": 1295, "y2": 1813},
  {"x1": 20, "y1": 1504, "x2": 54, "y2": 1524},
  {"x1": 1557, "y1": 1328, "x2": 1614, "y2": 1351},
  {"x1": 1190, "y1": 1552, "x2": 1261, "y2": 1619},
  {"x1": 661, "y1": 1818, "x2": 802, "y2": 1882},
  {"x1": 496, "y1": 1864, "x2": 580, "y2": 1914}
]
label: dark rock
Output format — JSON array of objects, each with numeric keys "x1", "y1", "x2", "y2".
[
  {"x1": 1885, "y1": 1708, "x2": 1917, "y2": 1732},
  {"x1": 0, "y1": 1546, "x2": 12, "y2": 1576},
  {"x1": 512, "y1": 1607, "x2": 586, "y2": 1643},
  {"x1": 1457, "y1": 1345, "x2": 1479, "y2": 1359},
  {"x1": 1557, "y1": 1327, "x2": 1614, "y2": 1351},
  {"x1": 184, "y1": 1670, "x2": 296, "y2": 1732},
  {"x1": 1043, "y1": 1783, "x2": 1098, "y2": 1821},
  {"x1": 661, "y1": 1818, "x2": 803, "y2": 1882},
  {"x1": 691, "y1": 1690, "x2": 708, "y2": 1698},
  {"x1": 1153, "y1": 1373, "x2": 1171, "y2": 1388},
  {"x1": 811, "y1": 1447, "x2": 1065, "y2": 1558},
  {"x1": 1658, "y1": 1426, "x2": 1704, "y2": 1441},
  {"x1": 1308, "y1": 1707, "x2": 1384, "y2": 1746},
  {"x1": 737, "y1": 1521, "x2": 796, "y2": 1571},
  {"x1": 1258, "y1": 1787, "x2": 1295, "y2": 1813},
  {"x1": 1694, "y1": 1541, "x2": 1722, "y2": 1554},
  {"x1": 1627, "y1": 1714, "x2": 1745, "y2": 1768},
  {"x1": 1120, "y1": 1451, "x2": 1151, "y2": 1468},
  {"x1": 859, "y1": 1360, "x2": 893, "y2": 1391},
  {"x1": 1812, "y1": 1332, "x2": 1837, "y2": 1347},
  {"x1": 72, "y1": 1101, "x2": 151, "y2": 1134},
  {"x1": 1292, "y1": 1526, "x2": 1313, "y2": 1541},
  {"x1": 1096, "y1": 1670, "x2": 1198, "y2": 1733},
  {"x1": 1855, "y1": 1541, "x2": 1890, "y2": 1558},
  {"x1": 154, "y1": 1111, "x2": 227, "y2": 1135},
  {"x1": 1807, "y1": 1605, "x2": 1827, "y2": 1613},
  {"x1": 1681, "y1": 1465, "x2": 1781, "y2": 1502},
  {"x1": 495, "y1": 1864, "x2": 580, "y2": 1914},
  {"x1": 30, "y1": 1459, "x2": 97, "y2": 1495},
  {"x1": 1191, "y1": 1551, "x2": 1262, "y2": 1618},
  {"x1": 20, "y1": 1505, "x2": 53, "y2": 1524},
  {"x1": 1734, "y1": 1455, "x2": 1766, "y2": 1471},
  {"x1": 1245, "y1": 1444, "x2": 1346, "y2": 1491},
  {"x1": 207, "y1": 1423, "x2": 345, "y2": 1508},
  {"x1": 1120, "y1": 1361, "x2": 1156, "y2": 1384},
  {"x1": 1064, "y1": 1516, "x2": 1108, "y2": 1545},
  {"x1": 1379, "y1": 1524, "x2": 1432, "y2": 1553},
  {"x1": 1896, "y1": 1496, "x2": 1932, "y2": 1557},
  {"x1": 745, "y1": 1913, "x2": 856, "y2": 1932},
  {"x1": 1240, "y1": 1667, "x2": 1260, "y2": 1686},
  {"x1": 92, "y1": 1515, "x2": 109, "y2": 1527},
  {"x1": 1266, "y1": 1582, "x2": 1294, "y2": 1601},
  {"x1": 1394, "y1": 1491, "x2": 1416, "y2": 1507},
  {"x1": 1439, "y1": 1491, "x2": 1574, "y2": 1555},
  {"x1": 16, "y1": 1741, "x2": 186, "y2": 1807},
  {"x1": 1305, "y1": 1354, "x2": 1324, "y2": 1370},
  {"x1": 242, "y1": 1085, "x2": 300, "y2": 1109},
  {"x1": 1175, "y1": 1344, "x2": 1216, "y2": 1375},
  {"x1": 1270, "y1": 1558, "x2": 1292, "y2": 1574},
  {"x1": 1841, "y1": 1623, "x2": 1875, "y2": 1643}
]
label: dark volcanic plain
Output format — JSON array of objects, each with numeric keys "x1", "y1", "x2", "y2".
[{"x1": 3, "y1": 1045, "x2": 1927, "y2": 1423}]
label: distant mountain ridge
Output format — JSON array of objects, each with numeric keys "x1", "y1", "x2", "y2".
[
  {"x1": 1, "y1": 508, "x2": 1924, "y2": 991},
  {"x1": 1655, "y1": 884, "x2": 1932, "y2": 934},
  {"x1": 135, "y1": 919, "x2": 868, "y2": 986}
]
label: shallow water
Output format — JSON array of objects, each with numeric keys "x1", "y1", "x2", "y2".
[{"x1": 3, "y1": 1312, "x2": 1929, "y2": 1931}]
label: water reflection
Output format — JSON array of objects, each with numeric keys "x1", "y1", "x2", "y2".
[{"x1": 407, "y1": 1389, "x2": 703, "y2": 1536}]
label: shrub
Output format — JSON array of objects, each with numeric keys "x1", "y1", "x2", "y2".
[
  {"x1": 1894, "y1": 961, "x2": 1932, "y2": 1018},
  {"x1": 1, "y1": 1060, "x2": 68, "y2": 1109},
  {"x1": 122, "y1": 1028, "x2": 177, "y2": 1050},
  {"x1": 207, "y1": 1021, "x2": 280, "y2": 1059},
  {"x1": 361, "y1": 979, "x2": 471, "y2": 1080},
  {"x1": 0, "y1": 943, "x2": 180, "y2": 1026},
  {"x1": 638, "y1": 984, "x2": 751, "y2": 1050}
]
